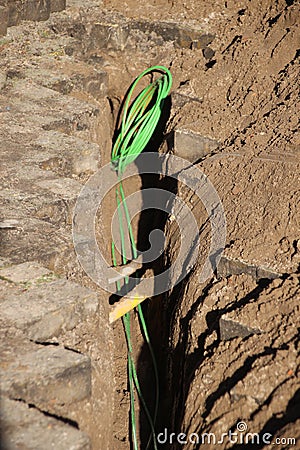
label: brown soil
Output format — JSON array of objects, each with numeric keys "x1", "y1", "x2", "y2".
[{"x1": 102, "y1": 0, "x2": 300, "y2": 448}]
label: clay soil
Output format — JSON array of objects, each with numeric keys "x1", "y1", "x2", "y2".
[{"x1": 102, "y1": 0, "x2": 300, "y2": 448}]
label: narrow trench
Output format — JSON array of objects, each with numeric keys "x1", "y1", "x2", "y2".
[
  {"x1": 92, "y1": 62, "x2": 216, "y2": 449},
  {"x1": 105, "y1": 85, "x2": 176, "y2": 447},
  {"x1": 73, "y1": 24, "x2": 297, "y2": 450}
]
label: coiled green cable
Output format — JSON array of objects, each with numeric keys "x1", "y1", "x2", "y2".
[
  {"x1": 110, "y1": 66, "x2": 172, "y2": 449},
  {"x1": 111, "y1": 65, "x2": 172, "y2": 174}
]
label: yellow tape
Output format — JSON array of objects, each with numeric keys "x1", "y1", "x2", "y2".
[{"x1": 109, "y1": 295, "x2": 147, "y2": 323}]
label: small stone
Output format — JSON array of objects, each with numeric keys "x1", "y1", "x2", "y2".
[
  {"x1": 217, "y1": 256, "x2": 281, "y2": 280},
  {"x1": 90, "y1": 21, "x2": 130, "y2": 51},
  {"x1": 219, "y1": 314, "x2": 262, "y2": 340},
  {"x1": 217, "y1": 257, "x2": 257, "y2": 278},
  {"x1": 171, "y1": 91, "x2": 203, "y2": 108},
  {"x1": 132, "y1": 20, "x2": 215, "y2": 49},
  {"x1": 0, "y1": 397, "x2": 91, "y2": 450},
  {"x1": 22, "y1": 0, "x2": 51, "y2": 22},
  {"x1": 256, "y1": 266, "x2": 282, "y2": 280},
  {"x1": 174, "y1": 128, "x2": 219, "y2": 163},
  {"x1": 6, "y1": 0, "x2": 21, "y2": 26},
  {"x1": 203, "y1": 46, "x2": 215, "y2": 60},
  {"x1": 0, "y1": 219, "x2": 19, "y2": 229},
  {"x1": 0, "y1": 71, "x2": 7, "y2": 89},
  {"x1": 50, "y1": 0, "x2": 66, "y2": 13},
  {"x1": 6, "y1": 0, "x2": 51, "y2": 26},
  {"x1": 232, "y1": 185, "x2": 241, "y2": 195}
]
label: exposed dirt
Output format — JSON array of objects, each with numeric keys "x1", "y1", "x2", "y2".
[
  {"x1": 102, "y1": 0, "x2": 300, "y2": 448},
  {"x1": 1, "y1": 0, "x2": 299, "y2": 449}
]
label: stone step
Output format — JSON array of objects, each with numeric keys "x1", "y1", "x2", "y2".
[
  {"x1": 0, "y1": 260, "x2": 52, "y2": 283},
  {"x1": 0, "y1": 216, "x2": 73, "y2": 270},
  {"x1": 1, "y1": 168, "x2": 83, "y2": 221},
  {"x1": 0, "y1": 0, "x2": 66, "y2": 36},
  {"x1": 1, "y1": 397, "x2": 91, "y2": 450},
  {"x1": 33, "y1": 130, "x2": 101, "y2": 177},
  {"x1": 0, "y1": 336, "x2": 91, "y2": 416},
  {"x1": 51, "y1": 7, "x2": 215, "y2": 53},
  {"x1": 0, "y1": 271, "x2": 99, "y2": 342},
  {"x1": 0, "y1": 79, "x2": 101, "y2": 137},
  {"x1": 23, "y1": 57, "x2": 108, "y2": 100}
]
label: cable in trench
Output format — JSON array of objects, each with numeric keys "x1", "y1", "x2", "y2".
[{"x1": 110, "y1": 66, "x2": 172, "y2": 449}]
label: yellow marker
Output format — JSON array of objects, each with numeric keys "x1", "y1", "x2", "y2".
[{"x1": 109, "y1": 295, "x2": 148, "y2": 324}]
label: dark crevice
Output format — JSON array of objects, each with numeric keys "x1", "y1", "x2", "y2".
[
  {"x1": 278, "y1": 49, "x2": 300, "y2": 75},
  {"x1": 267, "y1": 12, "x2": 282, "y2": 27},
  {"x1": 30, "y1": 405, "x2": 80, "y2": 429},
  {"x1": 205, "y1": 60, "x2": 217, "y2": 70},
  {"x1": 63, "y1": 345, "x2": 83, "y2": 355},
  {"x1": 201, "y1": 347, "x2": 278, "y2": 422},
  {"x1": 10, "y1": 398, "x2": 80, "y2": 429},
  {"x1": 222, "y1": 35, "x2": 242, "y2": 54},
  {"x1": 31, "y1": 341, "x2": 59, "y2": 346}
]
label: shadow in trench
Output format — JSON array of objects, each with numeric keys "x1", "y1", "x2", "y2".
[
  {"x1": 108, "y1": 92, "x2": 173, "y2": 449},
  {"x1": 134, "y1": 94, "x2": 175, "y2": 450}
]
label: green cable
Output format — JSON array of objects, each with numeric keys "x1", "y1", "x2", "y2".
[
  {"x1": 111, "y1": 66, "x2": 172, "y2": 449},
  {"x1": 111, "y1": 65, "x2": 172, "y2": 174},
  {"x1": 123, "y1": 312, "x2": 138, "y2": 450},
  {"x1": 123, "y1": 312, "x2": 158, "y2": 450},
  {"x1": 119, "y1": 181, "x2": 137, "y2": 259},
  {"x1": 119, "y1": 180, "x2": 159, "y2": 450}
]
